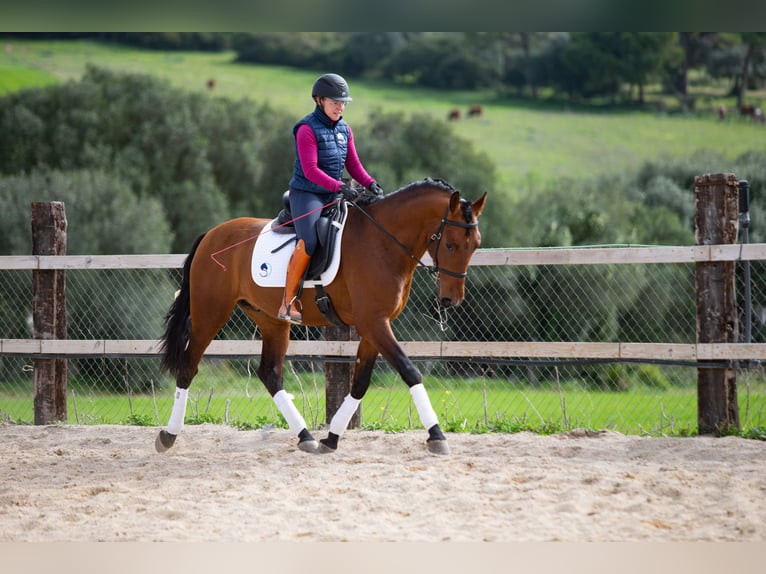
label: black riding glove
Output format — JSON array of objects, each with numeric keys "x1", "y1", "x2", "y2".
[
  {"x1": 368, "y1": 181, "x2": 384, "y2": 196},
  {"x1": 338, "y1": 183, "x2": 359, "y2": 201}
]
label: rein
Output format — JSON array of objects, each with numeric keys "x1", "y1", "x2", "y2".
[
  {"x1": 350, "y1": 200, "x2": 478, "y2": 279},
  {"x1": 209, "y1": 199, "x2": 337, "y2": 270}
]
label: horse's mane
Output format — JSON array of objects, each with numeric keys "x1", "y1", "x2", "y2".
[{"x1": 383, "y1": 177, "x2": 476, "y2": 229}]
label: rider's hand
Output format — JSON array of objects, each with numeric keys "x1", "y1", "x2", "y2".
[
  {"x1": 368, "y1": 181, "x2": 384, "y2": 196},
  {"x1": 339, "y1": 183, "x2": 359, "y2": 201}
]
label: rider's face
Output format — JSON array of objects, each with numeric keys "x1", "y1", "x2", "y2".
[{"x1": 319, "y1": 97, "x2": 346, "y2": 121}]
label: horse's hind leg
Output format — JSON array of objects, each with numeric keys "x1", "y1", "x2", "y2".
[
  {"x1": 253, "y1": 317, "x2": 318, "y2": 453},
  {"x1": 155, "y1": 331, "x2": 224, "y2": 452},
  {"x1": 156, "y1": 299, "x2": 237, "y2": 453}
]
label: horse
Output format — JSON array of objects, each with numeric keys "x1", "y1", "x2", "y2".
[{"x1": 156, "y1": 178, "x2": 487, "y2": 455}]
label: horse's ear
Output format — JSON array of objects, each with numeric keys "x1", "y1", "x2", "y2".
[
  {"x1": 471, "y1": 192, "x2": 487, "y2": 218},
  {"x1": 449, "y1": 191, "x2": 461, "y2": 213}
]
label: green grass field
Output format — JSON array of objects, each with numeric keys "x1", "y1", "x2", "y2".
[
  {"x1": 3, "y1": 370, "x2": 765, "y2": 438},
  {"x1": 2, "y1": 39, "x2": 765, "y2": 195}
]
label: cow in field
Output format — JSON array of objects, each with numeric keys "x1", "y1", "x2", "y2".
[{"x1": 467, "y1": 104, "x2": 483, "y2": 118}]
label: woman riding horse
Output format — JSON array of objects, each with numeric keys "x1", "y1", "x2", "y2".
[{"x1": 280, "y1": 72, "x2": 383, "y2": 324}]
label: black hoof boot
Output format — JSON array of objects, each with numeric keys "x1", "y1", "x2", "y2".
[
  {"x1": 426, "y1": 424, "x2": 450, "y2": 455},
  {"x1": 297, "y1": 428, "x2": 319, "y2": 453},
  {"x1": 155, "y1": 430, "x2": 177, "y2": 453},
  {"x1": 318, "y1": 432, "x2": 339, "y2": 454}
]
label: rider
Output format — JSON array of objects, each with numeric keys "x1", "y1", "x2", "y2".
[{"x1": 278, "y1": 73, "x2": 384, "y2": 324}]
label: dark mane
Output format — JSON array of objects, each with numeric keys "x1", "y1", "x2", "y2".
[
  {"x1": 388, "y1": 178, "x2": 475, "y2": 229},
  {"x1": 397, "y1": 177, "x2": 457, "y2": 195}
]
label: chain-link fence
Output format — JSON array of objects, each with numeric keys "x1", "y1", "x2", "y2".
[{"x1": 2, "y1": 252, "x2": 766, "y2": 435}]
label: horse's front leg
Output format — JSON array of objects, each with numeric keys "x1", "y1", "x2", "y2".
[
  {"x1": 391, "y1": 348, "x2": 450, "y2": 455},
  {"x1": 376, "y1": 323, "x2": 449, "y2": 454},
  {"x1": 257, "y1": 320, "x2": 318, "y2": 453},
  {"x1": 328, "y1": 324, "x2": 449, "y2": 455},
  {"x1": 318, "y1": 338, "x2": 379, "y2": 453}
]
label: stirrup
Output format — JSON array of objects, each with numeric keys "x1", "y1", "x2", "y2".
[{"x1": 278, "y1": 299, "x2": 303, "y2": 324}]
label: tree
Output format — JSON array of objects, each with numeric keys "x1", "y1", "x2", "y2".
[
  {"x1": 558, "y1": 33, "x2": 676, "y2": 103},
  {"x1": 335, "y1": 33, "x2": 411, "y2": 77},
  {"x1": 617, "y1": 33, "x2": 677, "y2": 103},
  {"x1": 738, "y1": 33, "x2": 766, "y2": 108},
  {"x1": 379, "y1": 34, "x2": 497, "y2": 90},
  {"x1": 670, "y1": 33, "x2": 720, "y2": 108}
]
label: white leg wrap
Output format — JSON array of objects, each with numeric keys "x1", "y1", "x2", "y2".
[
  {"x1": 167, "y1": 387, "x2": 189, "y2": 435},
  {"x1": 273, "y1": 390, "x2": 307, "y2": 436},
  {"x1": 410, "y1": 383, "x2": 439, "y2": 430},
  {"x1": 329, "y1": 394, "x2": 361, "y2": 436}
]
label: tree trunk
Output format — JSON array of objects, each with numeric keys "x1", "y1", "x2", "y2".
[{"x1": 738, "y1": 43, "x2": 754, "y2": 109}]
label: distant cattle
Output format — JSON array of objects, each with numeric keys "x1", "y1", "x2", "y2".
[
  {"x1": 718, "y1": 105, "x2": 727, "y2": 121},
  {"x1": 740, "y1": 103, "x2": 764, "y2": 124},
  {"x1": 740, "y1": 103, "x2": 755, "y2": 117},
  {"x1": 447, "y1": 108, "x2": 461, "y2": 121},
  {"x1": 206, "y1": 78, "x2": 216, "y2": 91},
  {"x1": 467, "y1": 104, "x2": 483, "y2": 118}
]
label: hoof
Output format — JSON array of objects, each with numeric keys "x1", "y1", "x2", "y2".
[
  {"x1": 298, "y1": 439, "x2": 319, "y2": 453},
  {"x1": 316, "y1": 441, "x2": 337, "y2": 454},
  {"x1": 317, "y1": 432, "x2": 339, "y2": 454},
  {"x1": 155, "y1": 430, "x2": 177, "y2": 453},
  {"x1": 427, "y1": 439, "x2": 451, "y2": 455}
]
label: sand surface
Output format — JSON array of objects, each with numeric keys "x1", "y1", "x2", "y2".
[{"x1": 1, "y1": 423, "x2": 765, "y2": 542}]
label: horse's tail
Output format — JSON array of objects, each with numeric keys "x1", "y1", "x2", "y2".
[{"x1": 159, "y1": 233, "x2": 206, "y2": 377}]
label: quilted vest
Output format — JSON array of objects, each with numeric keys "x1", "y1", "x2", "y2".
[{"x1": 289, "y1": 107, "x2": 350, "y2": 193}]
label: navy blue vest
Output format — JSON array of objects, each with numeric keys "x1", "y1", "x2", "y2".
[{"x1": 289, "y1": 107, "x2": 350, "y2": 194}]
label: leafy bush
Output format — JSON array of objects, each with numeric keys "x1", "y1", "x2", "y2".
[{"x1": 0, "y1": 66, "x2": 296, "y2": 252}]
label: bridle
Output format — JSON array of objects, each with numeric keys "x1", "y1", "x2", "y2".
[{"x1": 351, "y1": 200, "x2": 478, "y2": 279}]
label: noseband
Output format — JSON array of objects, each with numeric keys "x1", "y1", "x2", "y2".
[{"x1": 352, "y1": 201, "x2": 478, "y2": 279}]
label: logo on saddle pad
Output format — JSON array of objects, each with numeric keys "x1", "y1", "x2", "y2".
[{"x1": 250, "y1": 218, "x2": 346, "y2": 288}]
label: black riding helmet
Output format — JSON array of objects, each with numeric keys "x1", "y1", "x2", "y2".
[{"x1": 312, "y1": 73, "x2": 352, "y2": 102}]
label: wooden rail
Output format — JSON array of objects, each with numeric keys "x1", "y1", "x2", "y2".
[
  {"x1": 2, "y1": 339, "x2": 766, "y2": 362},
  {"x1": 3, "y1": 243, "x2": 766, "y2": 270}
]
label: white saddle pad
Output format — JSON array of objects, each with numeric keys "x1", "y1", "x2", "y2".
[{"x1": 250, "y1": 218, "x2": 345, "y2": 288}]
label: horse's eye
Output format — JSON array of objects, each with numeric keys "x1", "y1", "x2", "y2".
[{"x1": 446, "y1": 243, "x2": 456, "y2": 253}]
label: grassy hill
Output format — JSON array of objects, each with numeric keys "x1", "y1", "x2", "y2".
[{"x1": 2, "y1": 38, "x2": 764, "y2": 196}]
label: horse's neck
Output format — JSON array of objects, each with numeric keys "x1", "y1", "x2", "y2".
[{"x1": 375, "y1": 191, "x2": 447, "y2": 256}]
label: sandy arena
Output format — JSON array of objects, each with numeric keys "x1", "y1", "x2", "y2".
[{"x1": 1, "y1": 423, "x2": 765, "y2": 542}]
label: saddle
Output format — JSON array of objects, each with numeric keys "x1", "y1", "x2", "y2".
[{"x1": 273, "y1": 191, "x2": 346, "y2": 280}]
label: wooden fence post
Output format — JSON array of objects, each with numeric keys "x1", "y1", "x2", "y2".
[
  {"x1": 324, "y1": 324, "x2": 360, "y2": 428},
  {"x1": 694, "y1": 173, "x2": 740, "y2": 434},
  {"x1": 32, "y1": 202, "x2": 68, "y2": 425}
]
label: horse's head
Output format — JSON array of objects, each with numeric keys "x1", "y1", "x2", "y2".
[{"x1": 428, "y1": 190, "x2": 487, "y2": 308}]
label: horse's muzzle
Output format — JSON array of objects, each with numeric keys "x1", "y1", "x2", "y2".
[{"x1": 440, "y1": 297, "x2": 456, "y2": 308}]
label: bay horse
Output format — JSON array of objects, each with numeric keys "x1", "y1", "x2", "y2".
[{"x1": 156, "y1": 178, "x2": 487, "y2": 455}]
